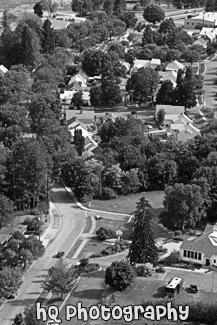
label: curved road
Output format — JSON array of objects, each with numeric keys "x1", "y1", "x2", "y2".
[{"x1": 0, "y1": 184, "x2": 86, "y2": 325}]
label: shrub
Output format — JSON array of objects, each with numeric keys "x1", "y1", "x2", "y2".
[
  {"x1": 155, "y1": 266, "x2": 165, "y2": 273},
  {"x1": 173, "y1": 236, "x2": 183, "y2": 241},
  {"x1": 96, "y1": 227, "x2": 117, "y2": 241},
  {"x1": 105, "y1": 260, "x2": 134, "y2": 291},
  {"x1": 79, "y1": 258, "x2": 89, "y2": 268},
  {"x1": 135, "y1": 265, "x2": 152, "y2": 277},
  {"x1": 83, "y1": 263, "x2": 100, "y2": 273},
  {"x1": 174, "y1": 230, "x2": 182, "y2": 236},
  {"x1": 101, "y1": 187, "x2": 118, "y2": 200},
  {"x1": 162, "y1": 251, "x2": 180, "y2": 266}
]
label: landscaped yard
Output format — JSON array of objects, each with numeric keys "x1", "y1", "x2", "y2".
[{"x1": 89, "y1": 191, "x2": 165, "y2": 214}]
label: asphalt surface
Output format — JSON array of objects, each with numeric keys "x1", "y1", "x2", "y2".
[{"x1": 0, "y1": 184, "x2": 86, "y2": 325}]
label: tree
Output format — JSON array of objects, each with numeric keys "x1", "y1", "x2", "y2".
[
  {"x1": 42, "y1": 0, "x2": 58, "y2": 17},
  {"x1": 143, "y1": 4, "x2": 165, "y2": 24},
  {"x1": 105, "y1": 16, "x2": 126, "y2": 40},
  {"x1": 19, "y1": 236, "x2": 45, "y2": 259},
  {"x1": 205, "y1": 0, "x2": 217, "y2": 11},
  {"x1": 0, "y1": 194, "x2": 14, "y2": 229},
  {"x1": 206, "y1": 43, "x2": 216, "y2": 56},
  {"x1": 71, "y1": 0, "x2": 93, "y2": 16},
  {"x1": 0, "y1": 267, "x2": 22, "y2": 298},
  {"x1": 43, "y1": 259, "x2": 80, "y2": 299},
  {"x1": 90, "y1": 84, "x2": 102, "y2": 107},
  {"x1": 82, "y1": 49, "x2": 109, "y2": 76},
  {"x1": 156, "y1": 80, "x2": 175, "y2": 105},
  {"x1": 156, "y1": 108, "x2": 165, "y2": 126},
  {"x1": 74, "y1": 128, "x2": 85, "y2": 156},
  {"x1": 23, "y1": 305, "x2": 44, "y2": 325},
  {"x1": 142, "y1": 25, "x2": 159, "y2": 45},
  {"x1": 163, "y1": 183, "x2": 205, "y2": 230},
  {"x1": 176, "y1": 79, "x2": 197, "y2": 110},
  {"x1": 113, "y1": 0, "x2": 126, "y2": 16},
  {"x1": 126, "y1": 67, "x2": 160, "y2": 105},
  {"x1": 20, "y1": 25, "x2": 41, "y2": 67},
  {"x1": 100, "y1": 68, "x2": 122, "y2": 107},
  {"x1": 71, "y1": 91, "x2": 84, "y2": 109},
  {"x1": 103, "y1": 0, "x2": 115, "y2": 15},
  {"x1": 105, "y1": 260, "x2": 134, "y2": 291},
  {"x1": 128, "y1": 197, "x2": 158, "y2": 265},
  {"x1": 41, "y1": 19, "x2": 55, "y2": 54},
  {"x1": 33, "y1": 2, "x2": 44, "y2": 17},
  {"x1": 13, "y1": 313, "x2": 24, "y2": 325},
  {"x1": 119, "y1": 12, "x2": 137, "y2": 29}
]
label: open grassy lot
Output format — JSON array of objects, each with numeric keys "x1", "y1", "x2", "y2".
[{"x1": 90, "y1": 191, "x2": 165, "y2": 214}]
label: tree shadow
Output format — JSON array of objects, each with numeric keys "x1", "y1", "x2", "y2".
[
  {"x1": 152, "y1": 286, "x2": 166, "y2": 298},
  {"x1": 82, "y1": 270, "x2": 105, "y2": 279},
  {"x1": 73, "y1": 289, "x2": 103, "y2": 300}
]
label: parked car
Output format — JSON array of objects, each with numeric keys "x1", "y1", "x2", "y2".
[
  {"x1": 185, "y1": 10, "x2": 192, "y2": 13},
  {"x1": 190, "y1": 284, "x2": 198, "y2": 293},
  {"x1": 95, "y1": 215, "x2": 103, "y2": 220},
  {"x1": 5, "y1": 290, "x2": 18, "y2": 299},
  {"x1": 56, "y1": 251, "x2": 64, "y2": 258}
]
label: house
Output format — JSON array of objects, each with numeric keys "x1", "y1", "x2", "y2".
[
  {"x1": 60, "y1": 89, "x2": 91, "y2": 108},
  {"x1": 120, "y1": 60, "x2": 131, "y2": 72},
  {"x1": 184, "y1": 12, "x2": 217, "y2": 30},
  {"x1": 149, "y1": 58, "x2": 161, "y2": 70},
  {"x1": 158, "y1": 70, "x2": 177, "y2": 88},
  {"x1": 180, "y1": 223, "x2": 217, "y2": 266},
  {"x1": 176, "y1": 123, "x2": 200, "y2": 142},
  {"x1": 155, "y1": 105, "x2": 185, "y2": 119},
  {"x1": 165, "y1": 60, "x2": 185, "y2": 72},
  {"x1": 132, "y1": 59, "x2": 150, "y2": 72},
  {"x1": 193, "y1": 37, "x2": 208, "y2": 48},
  {"x1": 67, "y1": 119, "x2": 100, "y2": 155},
  {"x1": 199, "y1": 27, "x2": 217, "y2": 42},
  {"x1": 0, "y1": 65, "x2": 8, "y2": 75},
  {"x1": 65, "y1": 109, "x2": 95, "y2": 125},
  {"x1": 68, "y1": 70, "x2": 89, "y2": 88}
]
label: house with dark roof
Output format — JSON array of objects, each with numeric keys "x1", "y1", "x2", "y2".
[
  {"x1": 65, "y1": 109, "x2": 95, "y2": 126},
  {"x1": 180, "y1": 224, "x2": 217, "y2": 266}
]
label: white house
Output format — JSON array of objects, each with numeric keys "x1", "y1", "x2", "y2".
[
  {"x1": 158, "y1": 70, "x2": 177, "y2": 88},
  {"x1": 165, "y1": 60, "x2": 185, "y2": 72},
  {"x1": 180, "y1": 223, "x2": 217, "y2": 266},
  {"x1": 68, "y1": 70, "x2": 89, "y2": 87},
  {"x1": 132, "y1": 59, "x2": 150, "y2": 72}
]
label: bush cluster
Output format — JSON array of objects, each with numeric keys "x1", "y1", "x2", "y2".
[{"x1": 90, "y1": 240, "x2": 130, "y2": 258}]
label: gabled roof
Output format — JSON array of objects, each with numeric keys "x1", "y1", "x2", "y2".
[
  {"x1": 0, "y1": 65, "x2": 8, "y2": 74},
  {"x1": 151, "y1": 58, "x2": 161, "y2": 65},
  {"x1": 200, "y1": 27, "x2": 217, "y2": 41},
  {"x1": 181, "y1": 224, "x2": 217, "y2": 258},
  {"x1": 50, "y1": 18, "x2": 69, "y2": 30},
  {"x1": 133, "y1": 59, "x2": 150, "y2": 69},
  {"x1": 166, "y1": 60, "x2": 185, "y2": 71},
  {"x1": 193, "y1": 38, "x2": 207, "y2": 48}
]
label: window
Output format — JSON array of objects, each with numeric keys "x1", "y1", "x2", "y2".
[
  {"x1": 184, "y1": 250, "x2": 187, "y2": 257},
  {"x1": 194, "y1": 252, "x2": 198, "y2": 260},
  {"x1": 198, "y1": 253, "x2": 202, "y2": 260},
  {"x1": 187, "y1": 251, "x2": 191, "y2": 258},
  {"x1": 191, "y1": 251, "x2": 194, "y2": 258},
  {"x1": 214, "y1": 259, "x2": 216, "y2": 264},
  {"x1": 192, "y1": 23, "x2": 194, "y2": 25},
  {"x1": 187, "y1": 22, "x2": 189, "y2": 25}
]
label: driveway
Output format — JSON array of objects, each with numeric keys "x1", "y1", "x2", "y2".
[
  {"x1": 0, "y1": 184, "x2": 86, "y2": 325},
  {"x1": 203, "y1": 55, "x2": 217, "y2": 116}
]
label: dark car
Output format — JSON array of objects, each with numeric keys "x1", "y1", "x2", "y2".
[
  {"x1": 5, "y1": 290, "x2": 18, "y2": 300},
  {"x1": 190, "y1": 285, "x2": 198, "y2": 293},
  {"x1": 56, "y1": 251, "x2": 64, "y2": 258}
]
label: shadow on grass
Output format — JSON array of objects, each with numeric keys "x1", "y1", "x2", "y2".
[
  {"x1": 73, "y1": 289, "x2": 103, "y2": 300},
  {"x1": 82, "y1": 270, "x2": 105, "y2": 279},
  {"x1": 152, "y1": 286, "x2": 166, "y2": 298}
]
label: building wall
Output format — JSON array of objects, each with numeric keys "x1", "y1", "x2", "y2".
[
  {"x1": 180, "y1": 248, "x2": 206, "y2": 265},
  {"x1": 184, "y1": 18, "x2": 215, "y2": 29}
]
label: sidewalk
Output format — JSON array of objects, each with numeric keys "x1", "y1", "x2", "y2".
[
  {"x1": 40, "y1": 201, "x2": 62, "y2": 248},
  {"x1": 65, "y1": 186, "x2": 131, "y2": 220}
]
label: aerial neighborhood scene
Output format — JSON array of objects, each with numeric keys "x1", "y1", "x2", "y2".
[{"x1": 2, "y1": 0, "x2": 217, "y2": 324}]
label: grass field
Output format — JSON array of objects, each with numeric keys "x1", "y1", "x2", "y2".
[{"x1": 90, "y1": 191, "x2": 165, "y2": 215}]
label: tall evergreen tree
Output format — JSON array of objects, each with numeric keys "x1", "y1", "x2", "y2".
[
  {"x1": 20, "y1": 25, "x2": 41, "y2": 67},
  {"x1": 128, "y1": 197, "x2": 158, "y2": 265},
  {"x1": 33, "y1": 2, "x2": 44, "y2": 17},
  {"x1": 74, "y1": 129, "x2": 85, "y2": 156},
  {"x1": 156, "y1": 80, "x2": 175, "y2": 105},
  {"x1": 41, "y1": 19, "x2": 55, "y2": 54}
]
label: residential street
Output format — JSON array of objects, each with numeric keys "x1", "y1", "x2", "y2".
[
  {"x1": 0, "y1": 184, "x2": 86, "y2": 325},
  {"x1": 203, "y1": 55, "x2": 217, "y2": 117}
]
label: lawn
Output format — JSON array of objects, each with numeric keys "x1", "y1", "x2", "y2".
[{"x1": 90, "y1": 191, "x2": 165, "y2": 214}]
